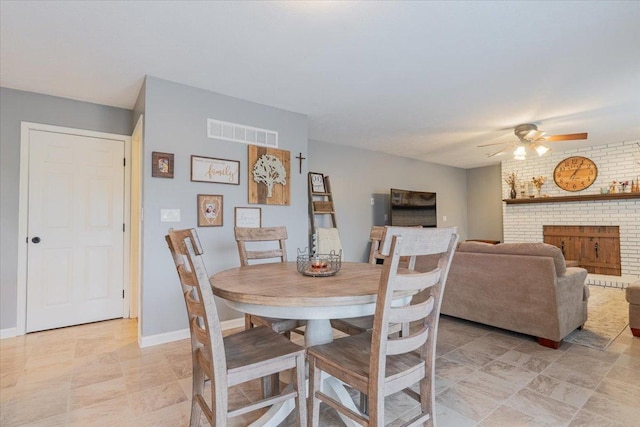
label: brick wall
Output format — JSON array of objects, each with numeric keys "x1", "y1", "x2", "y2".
[{"x1": 501, "y1": 140, "x2": 640, "y2": 282}]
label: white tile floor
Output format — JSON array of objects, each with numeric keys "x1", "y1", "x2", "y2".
[{"x1": 1, "y1": 313, "x2": 638, "y2": 426}]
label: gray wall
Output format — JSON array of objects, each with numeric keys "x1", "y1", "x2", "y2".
[
  {"x1": 0, "y1": 87, "x2": 132, "y2": 330},
  {"x1": 309, "y1": 140, "x2": 468, "y2": 262},
  {"x1": 0, "y1": 83, "x2": 503, "y2": 338},
  {"x1": 466, "y1": 165, "x2": 503, "y2": 242},
  {"x1": 140, "y1": 77, "x2": 309, "y2": 336}
]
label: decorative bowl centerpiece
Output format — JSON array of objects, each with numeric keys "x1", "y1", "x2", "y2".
[{"x1": 296, "y1": 249, "x2": 342, "y2": 277}]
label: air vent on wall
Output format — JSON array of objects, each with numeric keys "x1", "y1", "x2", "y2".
[{"x1": 207, "y1": 118, "x2": 278, "y2": 148}]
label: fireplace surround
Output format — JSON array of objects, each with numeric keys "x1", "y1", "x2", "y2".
[
  {"x1": 501, "y1": 140, "x2": 640, "y2": 287},
  {"x1": 503, "y1": 197, "x2": 638, "y2": 287}
]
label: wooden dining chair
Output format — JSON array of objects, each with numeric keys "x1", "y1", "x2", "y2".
[
  {"x1": 368, "y1": 225, "x2": 386, "y2": 264},
  {"x1": 234, "y1": 226, "x2": 305, "y2": 338},
  {"x1": 368, "y1": 225, "x2": 421, "y2": 266},
  {"x1": 330, "y1": 225, "x2": 407, "y2": 337},
  {"x1": 166, "y1": 228, "x2": 307, "y2": 427},
  {"x1": 330, "y1": 226, "x2": 388, "y2": 337},
  {"x1": 308, "y1": 227, "x2": 458, "y2": 427}
]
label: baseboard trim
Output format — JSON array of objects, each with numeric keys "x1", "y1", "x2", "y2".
[
  {"x1": 138, "y1": 317, "x2": 245, "y2": 348},
  {"x1": 1, "y1": 317, "x2": 246, "y2": 344},
  {"x1": 138, "y1": 327, "x2": 190, "y2": 348},
  {"x1": 0, "y1": 327, "x2": 17, "y2": 339},
  {"x1": 221, "y1": 317, "x2": 246, "y2": 332}
]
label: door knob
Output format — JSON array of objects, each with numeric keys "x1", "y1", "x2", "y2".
[{"x1": 31, "y1": 237, "x2": 41, "y2": 244}]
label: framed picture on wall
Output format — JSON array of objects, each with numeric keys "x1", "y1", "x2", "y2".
[
  {"x1": 151, "y1": 152, "x2": 174, "y2": 178},
  {"x1": 197, "y1": 194, "x2": 223, "y2": 227},
  {"x1": 191, "y1": 155, "x2": 240, "y2": 185},
  {"x1": 309, "y1": 172, "x2": 326, "y2": 193},
  {"x1": 234, "y1": 207, "x2": 262, "y2": 228}
]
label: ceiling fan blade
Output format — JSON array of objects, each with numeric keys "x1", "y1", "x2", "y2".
[
  {"x1": 545, "y1": 132, "x2": 588, "y2": 141},
  {"x1": 527, "y1": 130, "x2": 546, "y2": 141},
  {"x1": 477, "y1": 141, "x2": 510, "y2": 148},
  {"x1": 486, "y1": 146, "x2": 511, "y2": 158}
]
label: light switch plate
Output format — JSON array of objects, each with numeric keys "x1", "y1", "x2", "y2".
[{"x1": 160, "y1": 209, "x2": 181, "y2": 222}]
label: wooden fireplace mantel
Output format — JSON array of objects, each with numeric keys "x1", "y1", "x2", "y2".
[{"x1": 504, "y1": 193, "x2": 640, "y2": 205}]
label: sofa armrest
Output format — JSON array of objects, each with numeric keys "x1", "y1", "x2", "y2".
[
  {"x1": 558, "y1": 267, "x2": 588, "y2": 290},
  {"x1": 555, "y1": 267, "x2": 589, "y2": 337}
]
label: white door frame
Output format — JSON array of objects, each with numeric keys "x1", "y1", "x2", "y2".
[
  {"x1": 130, "y1": 115, "x2": 143, "y2": 342},
  {"x1": 17, "y1": 122, "x2": 131, "y2": 336}
]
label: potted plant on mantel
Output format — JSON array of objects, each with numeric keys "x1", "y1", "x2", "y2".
[
  {"x1": 532, "y1": 176, "x2": 546, "y2": 197},
  {"x1": 504, "y1": 172, "x2": 518, "y2": 199}
]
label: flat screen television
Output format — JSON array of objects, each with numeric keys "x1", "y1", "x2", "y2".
[{"x1": 389, "y1": 188, "x2": 437, "y2": 227}]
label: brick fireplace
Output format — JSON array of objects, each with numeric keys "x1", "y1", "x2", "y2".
[
  {"x1": 503, "y1": 199, "x2": 638, "y2": 284},
  {"x1": 502, "y1": 140, "x2": 640, "y2": 288}
]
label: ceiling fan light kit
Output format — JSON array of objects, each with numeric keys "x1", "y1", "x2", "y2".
[
  {"x1": 482, "y1": 123, "x2": 588, "y2": 160},
  {"x1": 534, "y1": 144, "x2": 550, "y2": 156},
  {"x1": 512, "y1": 143, "x2": 549, "y2": 161}
]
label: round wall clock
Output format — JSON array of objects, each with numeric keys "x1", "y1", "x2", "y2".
[{"x1": 553, "y1": 156, "x2": 598, "y2": 192}]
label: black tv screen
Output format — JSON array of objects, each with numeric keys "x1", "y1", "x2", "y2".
[{"x1": 389, "y1": 188, "x2": 437, "y2": 227}]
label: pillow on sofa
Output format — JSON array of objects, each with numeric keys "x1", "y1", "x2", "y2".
[{"x1": 457, "y1": 242, "x2": 567, "y2": 276}]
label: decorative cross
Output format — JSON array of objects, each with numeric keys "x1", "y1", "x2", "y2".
[{"x1": 295, "y1": 152, "x2": 306, "y2": 174}]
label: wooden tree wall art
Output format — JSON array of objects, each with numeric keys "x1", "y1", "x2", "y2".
[{"x1": 248, "y1": 145, "x2": 290, "y2": 205}]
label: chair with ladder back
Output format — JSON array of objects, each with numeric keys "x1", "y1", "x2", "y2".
[
  {"x1": 166, "y1": 228, "x2": 307, "y2": 426},
  {"x1": 307, "y1": 226, "x2": 458, "y2": 426}
]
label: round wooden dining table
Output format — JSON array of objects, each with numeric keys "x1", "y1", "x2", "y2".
[
  {"x1": 210, "y1": 261, "x2": 392, "y2": 347},
  {"x1": 211, "y1": 261, "x2": 403, "y2": 427},
  {"x1": 211, "y1": 261, "x2": 417, "y2": 427}
]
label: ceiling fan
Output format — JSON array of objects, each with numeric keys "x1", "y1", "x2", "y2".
[{"x1": 479, "y1": 123, "x2": 588, "y2": 160}]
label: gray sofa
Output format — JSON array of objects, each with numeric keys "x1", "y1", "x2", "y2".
[{"x1": 417, "y1": 241, "x2": 589, "y2": 348}]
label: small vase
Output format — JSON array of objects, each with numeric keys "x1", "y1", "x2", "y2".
[{"x1": 510, "y1": 187, "x2": 517, "y2": 199}]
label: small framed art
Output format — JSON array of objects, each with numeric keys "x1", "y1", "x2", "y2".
[
  {"x1": 152, "y1": 152, "x2": 174, "y2": 178},
  {"x1": 197, "y1": 194, "x2": 223, "y2": 227},
  {"x1": 191, "y1": 155, "x2": 240, "y2": 185},
  {"x1": 234, "y1": 207, "x2": 262, "y2": 228},
  {"x1": 309, "y1": 172, "x2": 326, "y2": 193}
]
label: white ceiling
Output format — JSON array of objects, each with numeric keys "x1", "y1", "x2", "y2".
[{"x1": 2, "y1": 1, "x2": 639, "y2": 169}]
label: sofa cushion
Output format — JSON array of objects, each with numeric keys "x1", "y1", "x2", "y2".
[
  {"x1": 457, "y1": 241, "x2": 497, "y2": 253},
  {"x1": 457, "y1": 242, "x2": 567, "y2": 276}
]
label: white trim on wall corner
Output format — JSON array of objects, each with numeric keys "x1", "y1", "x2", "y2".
[
  {"x1": 137, "y1": 317, "x2": 245, "y2": 348},
  {"x1": 1, "y1": 328, "x2": 17, "y2": 339}
]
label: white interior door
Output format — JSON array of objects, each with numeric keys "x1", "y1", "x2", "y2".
[{"x1": 26, "y1": 129, "x2": 125, "y2": 332}]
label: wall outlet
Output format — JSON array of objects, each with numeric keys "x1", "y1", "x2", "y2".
[
  {"x1": 160, "y1": 209, "x2": 181, "y2": 222},
  {"x1": 370, "y1": 198, "x2": 375, "y2": 206},
  {"x1": 442, "y1": 215, "x2": 447, "y2": 222}
]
